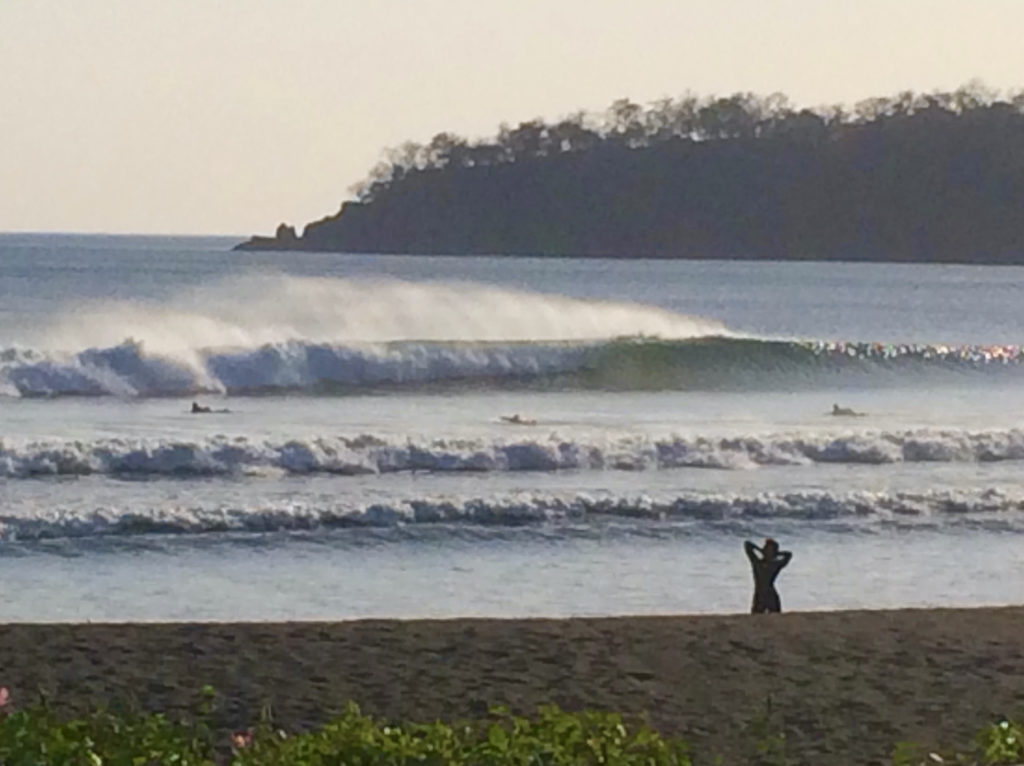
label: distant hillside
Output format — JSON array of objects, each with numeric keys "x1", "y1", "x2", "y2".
[{"x1": 237, "y1": 84, "x2": 1024, "y2": 263}]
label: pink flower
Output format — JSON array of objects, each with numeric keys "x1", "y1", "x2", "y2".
[
  {"x1": 231, "y1": 730, "x2": 254, "y2": 749},
  {"x1": 0, "y1": 687, "x2": 10, "y2": 708}
]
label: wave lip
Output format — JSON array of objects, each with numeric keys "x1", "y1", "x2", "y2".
[
  {"x1": 4, "y1": 428, "x2": 1024, "y2": 478},
  {"x1": 2, "y1": 488, "x2": 1023, "y2": 542},
  {"x1": 4, "y1": 335, "x2": 1024, "y2": 398}
]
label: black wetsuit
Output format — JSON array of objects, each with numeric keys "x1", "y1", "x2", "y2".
[{"x1": 744, "y1": 541, "x2": 793, "y2": 614}]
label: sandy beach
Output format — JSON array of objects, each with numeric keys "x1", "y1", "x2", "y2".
[{"x1": 1, "y1": 608, "x2": 1023, "y2": 764}]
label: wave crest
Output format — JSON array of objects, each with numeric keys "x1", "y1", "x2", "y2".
[
  {"x1": 4, "y1": 427, "x2": 1024, "y2": 477},
  {"x1": 3, "y1": 335, "x2": 1024, "y2": 397},
  {"x1": 2, "y1": 487, "x2": 1022, "y2": 541}
]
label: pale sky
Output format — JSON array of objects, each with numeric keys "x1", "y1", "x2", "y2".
[{"x1": 2, "y1": 0, "x2": 1022, "y2": 236}]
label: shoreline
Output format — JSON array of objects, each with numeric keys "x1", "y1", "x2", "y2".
[{"x1": 3, "y1": 607, "x2": 1024, "y2": 764}]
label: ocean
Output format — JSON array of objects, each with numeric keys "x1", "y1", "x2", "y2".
[{"x1": 2, "y1": 233, "x2": 1024, "y2": 621}]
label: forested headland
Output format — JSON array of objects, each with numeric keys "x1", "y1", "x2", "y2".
[{"x1": 237, "y1": 82, "x2": 1024, "y2": 263}]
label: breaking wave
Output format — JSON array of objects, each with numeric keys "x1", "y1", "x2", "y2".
[
  {"x1": 4, "y1": 336, "x2": 1024, "y2": 398},
  {"x1": 5, "y1": 427, "x2": 1024, "y2": 478},
  {"x1": 5, "y1": 273, "x2": 1024, "y2": 397},
  {"x1": 3, "y1": 487, "x2": 1024, "y2": 541},
  {"x1": 0, "y1": 339, "x2": 583, "y2": 397}
]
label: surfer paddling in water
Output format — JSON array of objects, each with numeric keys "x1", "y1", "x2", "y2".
[
  {"x1": 190, "y1": 401, "x2": 230, "y2": 414},
  {"x1": 831, "y1": 403, "x2": 865, "y2": 417},
  {"x1": 499, "y1": 414, "x2": 537, "y2": 425},
  {"x1": 744, "y1": 538, "x2": 793, "y2": 614}
]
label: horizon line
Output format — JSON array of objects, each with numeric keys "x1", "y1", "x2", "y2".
[{"x1": 0, "y1": 229, "x2": 245, "y2": 238}]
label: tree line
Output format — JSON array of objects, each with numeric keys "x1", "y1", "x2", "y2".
[
  {"x1": 240, "y1": 81, "x2": 1024, "y2": 263},
  {"x1": 350, "y1": 81, "x2": 1020, "y2": 200}
]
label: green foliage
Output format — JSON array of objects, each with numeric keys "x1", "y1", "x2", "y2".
[
  {"x1": 4, "y1": 682, "x2": 1024, "y2": 766},
  {"x1": 226, "y1": 703, "x2": 691, "y2": 766},
  {"x1": 0, "y1": 689, "x2": 690, "y2": 766},
  {"x1": 889, "y1": 719, "x2": 1024, "y2": 765},
  {"x1": 890, "y1": 740, "x2": 930, "y2": 766},
  {"x1": 742, "y1": 698, "x2": 790, "y2": 766},
  {"x1": 0, "y1": 705, "x2": 217, "y2": 766},
  {"x1": 0, "y1": 685, "x2": 218, "y2": 766},
  {"x1": 974, "y1": 718, "x2": 1024, "y2": 764}
]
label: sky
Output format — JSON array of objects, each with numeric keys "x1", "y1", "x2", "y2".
[{"x1": 2, "y1": 0, "x2": 1023, "y2": 236}]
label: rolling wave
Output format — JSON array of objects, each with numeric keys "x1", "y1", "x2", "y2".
[
  {"x1": 3, "y1": 274, "x2": 1023, "y2": 397},
  {"x1": 2, "y1": 336, "x2": 1023, "y2": 398},
  {"x1": 3, "y1": 427, "x2": 1024, "y2": 478},
  {"x1": 2, "y1": 487, "x2": 1022, "y2": 542}
]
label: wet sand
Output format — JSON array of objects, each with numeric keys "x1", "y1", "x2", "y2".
[{"x1": 2, "y1": 608, "x2": 1023, "y2": 764}]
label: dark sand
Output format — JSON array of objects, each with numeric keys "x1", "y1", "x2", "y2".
[{"x1": 2, "y1": 609, "x2": 1024, "y2": 764}]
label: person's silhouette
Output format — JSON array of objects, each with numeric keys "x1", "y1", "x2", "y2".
[{"x1": 744, "y1": 537, "x2": 792, "y2": 614}]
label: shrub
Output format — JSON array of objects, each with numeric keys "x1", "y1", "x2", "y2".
[{"x1": 0, "y1": 686, "x2": 690, "y2": 766}]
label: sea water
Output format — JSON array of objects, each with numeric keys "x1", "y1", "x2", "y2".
[{"x1": 2, "y1": 233, "x2": 1024, "y2": 621}]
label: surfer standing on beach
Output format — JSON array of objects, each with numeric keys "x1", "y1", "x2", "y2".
[{"x1": 744, "y1": 538, "x2": 793, "y2": 614}]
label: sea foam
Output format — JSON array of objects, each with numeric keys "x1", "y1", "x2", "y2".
[
  {"x1": 3, "y1": 427, "x2": 1024, "y2": 478},
  {"x1": 2, "y1": 487, "x2": 1021, "y2": 541}
]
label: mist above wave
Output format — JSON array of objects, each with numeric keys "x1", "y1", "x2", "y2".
[
  {"x1": 0, "y1": 274, "x2": 733, "y2": 396},
  {"x1": 38, "y1": 274, "x2": 727, "y2": 353}
]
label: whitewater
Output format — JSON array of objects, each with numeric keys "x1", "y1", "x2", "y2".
[
  {"x1": 3, "y1": 233, "x2": 1024, "y2": 620},
  {"x1": 6, "y1": 426, "x2": 1024, "y2": 479}
]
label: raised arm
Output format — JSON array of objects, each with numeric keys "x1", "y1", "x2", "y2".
[
  {"x1": 744, "y1": 540, "x2": 761, "y2": 564},
  {"x1": 775, "y1": 550, "x2": 793, "y2": 571}
]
